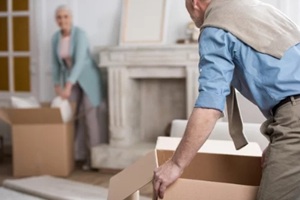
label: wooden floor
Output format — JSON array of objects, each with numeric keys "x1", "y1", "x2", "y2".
[{"x1": 0, "y1": 155, "x2": 153, "y2": 197}]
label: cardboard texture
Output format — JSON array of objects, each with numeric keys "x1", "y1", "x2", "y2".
[
  {"x1": 108, "y1": 137, "x2": 262, "y2": 200},
  {"x1": 0, "y1": 105, "x2": 74, "y2": 177},
  {"x1": 108, "y1": 151, "x2": 157, "y2": 200}
]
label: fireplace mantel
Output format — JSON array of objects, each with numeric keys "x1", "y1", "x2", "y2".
[
  {"x1": 99, "y1": 44, "x2": 199, "y2": 67},
  {"x1": 94, "y1": 45, "x2": 200, "y2": 169}
]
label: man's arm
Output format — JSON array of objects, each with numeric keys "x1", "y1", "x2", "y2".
[
  {"x1": 153, "y1": 27, "x2": 235, "y2": 199},
  {"x1": 153, "y1": 107, "x2": 222, "y2": 199}
]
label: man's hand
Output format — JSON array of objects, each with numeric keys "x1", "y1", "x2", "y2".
[
  {"x1": 153, "y1": 159, "x2": 183, "y2": 199},
  {"x1": 152, "y1": 108, "x2": 221, "y2": 199}
]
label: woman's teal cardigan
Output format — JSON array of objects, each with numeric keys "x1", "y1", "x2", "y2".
[{"x1": 52, "y1": 26, "x2": 102, "y2": 107}]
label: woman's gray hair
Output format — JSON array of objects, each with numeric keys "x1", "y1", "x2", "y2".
[{"x1": 55, "y1": 5, "x2": 72, "y2": 16}]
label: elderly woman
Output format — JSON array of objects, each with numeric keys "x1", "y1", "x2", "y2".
[{"x1": 51, "y1": 5, "x2": 106, "y2": 170}]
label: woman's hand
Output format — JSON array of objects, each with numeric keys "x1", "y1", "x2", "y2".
[
  {"x1": 61, "y1": 82, "x2": 73, "y2": 99},
  {"x1": 61, "y1": 88, "x2": 71, "y2": 99},
  {"x1": 55, "y1": 85, "x2": 63, "y2": 97}
]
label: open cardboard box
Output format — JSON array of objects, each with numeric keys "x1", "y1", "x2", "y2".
[
  {"x1": 108, "y1": 137, "x2": 262, "y2": 200},
  {"x1": 0, "y1": 104, "x2": 74, "y2": 177}
]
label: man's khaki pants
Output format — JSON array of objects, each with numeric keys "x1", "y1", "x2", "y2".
[{"x1": 257, "y1": 97, "x2": 300, "y2": 200}]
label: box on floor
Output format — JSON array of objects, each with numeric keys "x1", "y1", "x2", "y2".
[
  {"x1": 0, "y1": 104, "x2": 74, "y2": 177},
  {"x1": 108, "y1": 136, "x2": 262, "y2": 200}
]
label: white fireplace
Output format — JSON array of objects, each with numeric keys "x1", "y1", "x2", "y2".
[{"x1": 92, "y1": 45, "x2": 199, "y2": 169}]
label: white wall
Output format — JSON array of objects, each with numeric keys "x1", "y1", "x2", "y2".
[
  {"x1": 75, "y1": 0, "x2": 122, "y2": 47},
  {"x1": 166, "y1": 0, "x2": 191, "y2": 43},
  {"x1": 263, "y1": 0, "x2": 300, "y2": 25}
]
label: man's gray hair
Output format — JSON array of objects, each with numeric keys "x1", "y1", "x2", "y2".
[{"x1": 55, "y1": 5, "x2": 72, "y2": 16}]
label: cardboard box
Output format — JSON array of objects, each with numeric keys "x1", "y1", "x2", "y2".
[
  {"x1": 0, "y1": 105, "x2": 74, "y2": 177},
  {"x1": 108, "y1": 137, "x2": 262, "y2": 200}
]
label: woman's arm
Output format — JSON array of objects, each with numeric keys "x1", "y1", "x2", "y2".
[
  {"x1": 51, "y1": 34, "x2": 61, "y2": 87},
  {"x1": 52, "y1": 33, "x2": 65, "y2": 97},
  {"x1": 67, "y1": 30, "x2": 89, "y2": 84}
]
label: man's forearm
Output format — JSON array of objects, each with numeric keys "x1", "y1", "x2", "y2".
[{"x1": 171, "y1": 107, "x2": 222, "y2": 169}]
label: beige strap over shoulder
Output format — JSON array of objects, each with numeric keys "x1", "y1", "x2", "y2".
[
  {"x1": 226, "y1": 86, "x2": 248, "y2": 150},
  {"x1": 201, "y1": 0, "x2": 300, "y2": 59}
]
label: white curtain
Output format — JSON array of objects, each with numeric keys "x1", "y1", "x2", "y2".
[{"x1": 262, "y1": 0, "x2": 300, "y2": 26}]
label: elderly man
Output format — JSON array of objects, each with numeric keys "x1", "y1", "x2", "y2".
[{"x1": 153, "y1": 0, "x2": 300, "y2": 199}]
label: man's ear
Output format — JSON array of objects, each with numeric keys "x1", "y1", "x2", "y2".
[{"x1": 192, "y1": 0, "x2": 201, "y2": 11}]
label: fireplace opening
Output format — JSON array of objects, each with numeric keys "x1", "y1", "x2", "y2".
[{"x1": 128, "y1": 78, "x2": 187, "y2": 143}]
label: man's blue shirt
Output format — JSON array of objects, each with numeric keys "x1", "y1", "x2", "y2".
[{"x1": 195, "y1": 27, "x2": 300, "y2": 118}]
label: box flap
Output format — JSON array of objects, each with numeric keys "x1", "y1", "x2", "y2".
[
  {"x1": 0, "y1": 109, "x2": 11, "y2": 124},
  {"x1": 40, "y1": 102, "x2": 51, "y2": 107},
  {"x1": 156, "y1": 136, "x2": 262, "y2": 156},
  {"x1": 3, "y1": 107, "x2": 63, "y2": 124},
  {"x1": 108, "y1": 151, "x2": 157, "y2": 200}
]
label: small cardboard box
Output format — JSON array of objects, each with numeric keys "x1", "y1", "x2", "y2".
[
  {"x1": 108, "y1": 137, "x2": 262, "y2": 200},
  {"x1": 0, "y1": 105, "x2": 74, "y2": 177}
]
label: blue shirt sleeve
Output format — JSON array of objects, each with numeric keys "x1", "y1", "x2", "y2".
[{"x1": 194, "y1": 27, "x2": 235, "y2": 112}]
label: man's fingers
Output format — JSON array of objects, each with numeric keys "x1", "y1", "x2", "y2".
[
  {"x1": 153, "y1": 179, "x2": 162, "y2": 198},
  {"x1": 153, "y1": 170, "x2": 162, "y2": 199},
  {"x1": 153, "y1": 186, "x2": 158, "y2": 200},
  {"x1": 158, "y1": 183, "x2": 167, "y2": 199}
]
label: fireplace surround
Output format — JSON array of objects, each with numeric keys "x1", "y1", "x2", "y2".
[{"x1": 92, "y1": 45, "x2": 199, "y2": 169}]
